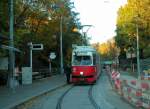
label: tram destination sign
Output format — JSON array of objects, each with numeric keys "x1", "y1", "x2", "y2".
[{"x1": 75, "y1": 51, "x2": 91, "y2": 56}]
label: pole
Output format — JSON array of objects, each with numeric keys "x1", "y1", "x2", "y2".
[
  {"x1": 60, "y1": 16, "x2": 64, "y2": 74},
  {"x1": 49, "y1": 60, "x2": 51, "y2": 74},
  {"x1": 8, "y1": 0, "x2": 15, "y2": 89},
  {"x1": 136, "y1": 24, "x2": 140, "y2": 79},
  {"x1": 83, "y1": 32, "x2": 86, "y2": 45},
  {"x1": 27, "y1": 42, "x2": 32, "y2": 69},
  {"x1": 30, "y1": 43, "x2": 32, "y2": 68},
  {"x1": 48, "y1": 53, "x2": 51, "y2": 75}
]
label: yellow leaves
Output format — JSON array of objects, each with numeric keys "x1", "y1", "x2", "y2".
[
  {"x1": 92, "y1": 39, "x2": 120, "y2": 59},
  {"x1": 99, "y1": 43, "x2": 109, "y2": 55},
  {"x1": 92, "y1": 42, "x2": 110, "y2": 55},
  {"x1": 26, "y1": 17, "x2": 49, "y2": 26},
  {"x1": 116, "y1": 0, "x2": 150, "y2": 55}
]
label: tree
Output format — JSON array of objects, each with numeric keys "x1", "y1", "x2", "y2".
[
  {"x1": 0, "y1": 0, "x2": 83, "y2": 68},
  {"x1": 116, "y1": 0, "x2": 150, "y2": 58},
  {"x1": 92, "y1": 38, "x2": 120, "y2": 61}
]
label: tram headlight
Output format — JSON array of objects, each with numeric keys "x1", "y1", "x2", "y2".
[{"x1": 80, "y1": 72, "x2": 83, "y2": 75}]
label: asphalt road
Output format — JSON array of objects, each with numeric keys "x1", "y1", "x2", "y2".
[
  {"x1": 93, "y1": 71, "x2": 135, "y2": 109},
  {"x1": 17, "y1": 71, "x2": 135, "y2": 109}
]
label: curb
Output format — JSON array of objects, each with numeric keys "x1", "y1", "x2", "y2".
[
  {"x1": 1, "y1": 74, "x2": 67, "y2": 109},
  {"x1": 9, "y1": 83, "x2": 67, "y2": 109}
]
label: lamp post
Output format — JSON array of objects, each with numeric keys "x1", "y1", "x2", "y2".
[
  {"x1": 136, "y1": 24, "x2": 140, "y2": 79},
  {"x1": 8, "y1": 0, "x2": 15, "y2": 89},
  {"x1": 47, "y1": 15, "x2": 64, "y2": 74},
  {"x1": 60, "y1": 16, "x2": 64, "y2": 74},
  {"x1": 52, "y1": 2, "x2": 64, "y2": 74}
]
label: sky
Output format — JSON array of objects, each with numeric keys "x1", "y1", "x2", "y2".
[{"x1": 72, "y1": 0, "x2": 127, "y2": 44}]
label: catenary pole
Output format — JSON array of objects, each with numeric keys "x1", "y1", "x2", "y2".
[
  {"x1": 8, "y1": 0, "x2": 15, "y2": 89},
  {"x1": 136, "y1": 24, "x2": 140, "y2": 79},
  {"x1": 60, "y1": 16, "x2": 64, "y2": 74}
]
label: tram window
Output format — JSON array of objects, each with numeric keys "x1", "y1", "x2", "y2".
[
  {"x1": 80, "y1": 56, "x2": 92, "y2": 65},
  {"x1": 73, "y1": 55, "x2": 92, "y2": 65},
  {"x1": 93, "y1": 54, "x2": 96, "y2": 65},
  {"x1": 73, "y1": 55, "x2": 80, "y2": 65}
]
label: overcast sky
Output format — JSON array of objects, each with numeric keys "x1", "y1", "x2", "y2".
[{"x1": 72, "y1": 0, "x2": 127, "y2": 44}]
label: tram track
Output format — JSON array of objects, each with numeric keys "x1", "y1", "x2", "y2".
[
  {"x1": 13, "y1": 72, "x2": 133, "y2": 109},
  {"x1": 15, "y1": 83, "x2": 101, "y2": 109},
  {"x1": 56, "y1": 85, "x2": 74, "y2": 109},
  {"x1": 13, "y1": 84, "x2": 70, "y2": 109},
  {"x1": 88, "y1": 85, "x2": 101, "y2": 109},
  {"x1": 56, "y1": 84, "x2": 101, "y2": 109}
]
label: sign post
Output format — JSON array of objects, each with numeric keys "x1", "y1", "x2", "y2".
[
  {"x1": 49, "y1": 52, "x2": 56, "y2": 74},
  {"x1": 27, "y1": 42, "x2": 43, "y2": 69}
]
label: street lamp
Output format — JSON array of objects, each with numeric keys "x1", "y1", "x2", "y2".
[
  {"x1": 133, "y1": 13, "x2": 141, "y2": 79},
  {"x1": 47, "y1": 15, "x2": 64, "y2": 74},
  {"x1": 59, "y1": 16, "x2": 72, "y2": 74},
  {"x1": 50, "y1": 2, "x2": 64, "y2": 74},
  {"x1": 136, "y1": 24, "x2": 140, "y2": 79},
  {"x1": 50, "y1": 2, "x2": 72, "y2": 74},
  {"x1": 9, "y1": 0, "x2": 16, "y2": 89},
  {"x1": 60, "y1": 16, "x2": 64, "y2": 74}
]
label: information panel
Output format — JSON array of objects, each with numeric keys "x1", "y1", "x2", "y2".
[{"x1": 22, "y1": 67, "x2": 32, "y2": 85}]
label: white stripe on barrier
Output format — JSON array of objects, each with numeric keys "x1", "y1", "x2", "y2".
[
  {"x1": 111, "y1": 71, "x2": 120, "y2": 80},
  {"x1": 142, "y1": 93, "x2": 150, "y2": 108}
]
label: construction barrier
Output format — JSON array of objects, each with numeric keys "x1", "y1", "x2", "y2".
[
  {"x1": 121, "y1": 80, "x2": 149, "y2": 108},
  {"x1": 110, "y1": 71, "x2": 150, "y2": 109}
]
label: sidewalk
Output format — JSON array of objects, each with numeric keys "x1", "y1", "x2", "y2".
[{"x1": 0, "y1": 74, "x2": 66, "y2": 109}]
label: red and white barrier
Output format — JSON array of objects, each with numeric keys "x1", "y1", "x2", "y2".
[
  {"x1": 109, "y1": 70, "x2": 150, "y2": 109},
  {"x1": 111, "y1": 70, "x2": 120, "y2": 80},
  {"x1": 120, "y1": 79, "x2": 150, "y2": 108}
]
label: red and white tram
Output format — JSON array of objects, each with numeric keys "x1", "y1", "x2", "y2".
[{"x1": 71, "y1": 46, "x2": 100, "y2": 84}]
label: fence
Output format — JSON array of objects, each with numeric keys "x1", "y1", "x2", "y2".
[{"x1": 33, "y1": 67, "x2": 60, "y2": 80}]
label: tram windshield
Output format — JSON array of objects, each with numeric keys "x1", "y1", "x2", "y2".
[{"x1": 72, "y1": 55, "x2": 92, "y2": 66}]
